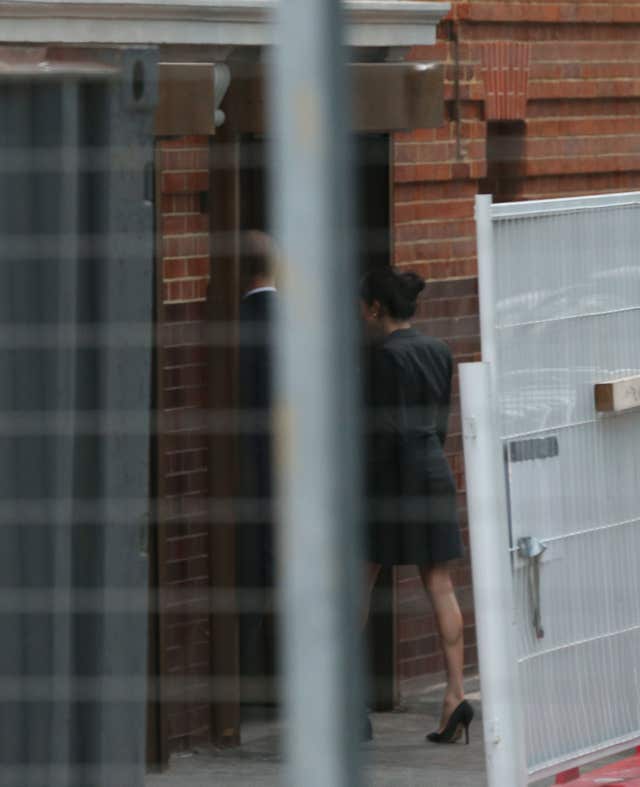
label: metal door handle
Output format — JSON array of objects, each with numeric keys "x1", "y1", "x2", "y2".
[{"x1": 517, "y1": 537, "x2": 546, "y2": 639}]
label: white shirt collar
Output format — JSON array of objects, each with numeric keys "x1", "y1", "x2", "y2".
[{"x1": 243, "y1": 286, "x2": 277, "y2": 299}]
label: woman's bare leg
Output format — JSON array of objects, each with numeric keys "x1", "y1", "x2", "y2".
[
  {"x1": 420, "y1": 563, "x2": 465, "y2": 730},
  {"x1": 362, "y1": 562, "x2": 382, "y2": 631}
]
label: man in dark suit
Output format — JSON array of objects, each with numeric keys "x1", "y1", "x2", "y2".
[{"x1": 237, "y1": 231, "x2": 278, "y2": 708}]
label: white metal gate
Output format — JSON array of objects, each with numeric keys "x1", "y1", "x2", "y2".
[{"x1": 467, "y1": 192, "x2": 640, "y2": 783}]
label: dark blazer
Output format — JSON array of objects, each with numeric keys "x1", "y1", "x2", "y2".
[
  {"x1": 238, "y1": 290, "x2": 275, "y2": 420},
  {"x1": 364, "y1": 328, "x2": 463, "y2": 567},
  {"x1": 237, "y1": 289, "x2": 277, "y2": 585}
]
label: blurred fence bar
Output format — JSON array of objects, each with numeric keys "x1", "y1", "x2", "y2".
[
  {"x1": 0, "y1": 50, "x2": 157, "y2": 787},
  {"x1": 269, "y1": 1, "x2": 364, "y2": 786}
]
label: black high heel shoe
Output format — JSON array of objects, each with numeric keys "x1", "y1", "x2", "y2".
[{"x1": 426, "y1": 700, "x2": 474, "y2": 744}]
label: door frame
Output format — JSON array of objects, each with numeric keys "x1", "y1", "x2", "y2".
[
  {"x1": 206, "y1": 124, "x2": 242, "y2": 745},
  {"x1": 146, "y1": 144, "x2": 171, "y2": 770}
]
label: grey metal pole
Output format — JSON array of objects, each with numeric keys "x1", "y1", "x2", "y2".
[{"x1": 268, "y1": 1, "x2": 363, "y2": 786}]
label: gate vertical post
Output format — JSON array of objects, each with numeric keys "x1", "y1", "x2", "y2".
[
  {"x1": 269, "y1": 1, "x2": 363, "y2": 787},
  {"x1": 475, "y1": 194, "x2": 498, "y2": 367},
  {"x1": 460, "y1": 362, "x2": 527, "y2": 787}
]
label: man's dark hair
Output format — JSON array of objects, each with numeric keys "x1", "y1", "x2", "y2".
[{"x1": 240, "y1": 230, "x2": 276, "y2": 282}]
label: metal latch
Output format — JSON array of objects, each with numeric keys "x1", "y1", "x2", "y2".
[{"x1": 517, "y1": 536, "x2": 546, "y2": 639}]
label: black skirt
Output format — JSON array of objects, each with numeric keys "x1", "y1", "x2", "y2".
[{"x1": 366, "y1": 434, "x2": 462, "y2": 566}]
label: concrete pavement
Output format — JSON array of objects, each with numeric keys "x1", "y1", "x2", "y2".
[{"x1": 146, "y1": 680, "x2": 489, "y2": 787}]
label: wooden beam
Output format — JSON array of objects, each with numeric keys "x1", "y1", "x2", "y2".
[
  {"x1": 223, "y1": 61, "x2": 444, "y2": 134},
  {"x1": 155, "y1": 62, "x2": 217, "y2": 136},
  {"x1": 351, "y1": 62, "x2": 444, "y2": 132},
  {"x1": 595, "y1": 375, "x2": 640, "y2": 413}
]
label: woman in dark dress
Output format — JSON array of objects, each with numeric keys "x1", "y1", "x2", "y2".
[{"x1": 360, "y1": 268, "x2": 473, "y2": 744}]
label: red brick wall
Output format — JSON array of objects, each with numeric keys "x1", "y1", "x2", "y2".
[
  {"x1": 160, "y1": 136, "x2": 211, "y2": 304},
  {"x1": 393, "y1": 1, "x2": 640, "y2": 693},
  {"x1": 158, "y1": 136, "x2": 213, "y2": 751}
]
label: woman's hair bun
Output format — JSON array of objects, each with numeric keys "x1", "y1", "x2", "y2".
[
  {"x1": 398, "y1": 271, "x2": 426, "y2": 300},
  {"x1": 360, "y1": 267, "x2": 426, "y2": 320}
]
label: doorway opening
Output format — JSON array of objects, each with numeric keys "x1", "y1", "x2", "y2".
[
  {"x1": 147, "y1": 131, "x2": 396, "y2": 764},
  {"x1": 234, "y1": 132, "x2": 395, "y2": 724}
]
